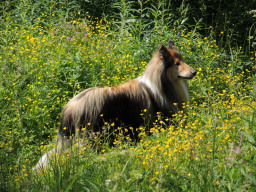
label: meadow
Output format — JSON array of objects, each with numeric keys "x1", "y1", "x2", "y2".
[{"x1": 0, "y1": 2, "x2": 256, "y2": 191}]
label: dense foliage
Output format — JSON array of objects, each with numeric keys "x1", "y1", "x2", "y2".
[
  {"x1": 0, "y1": 0, "x2": 255, "y2": 191},
  {"x1": 1, "y1": 0, "x2": 255, "y2": 53}
]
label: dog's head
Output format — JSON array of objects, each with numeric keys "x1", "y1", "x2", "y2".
[{"x1": 160, "y1": 40, "x2": 197, "y2": 81}]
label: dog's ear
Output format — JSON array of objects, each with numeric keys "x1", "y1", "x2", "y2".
[
  {"x1": 168, "y1": 40, "x2": 175, "y2": 49},
  {"x1": 159, "y1": 44, "x2": 169, "y2": 60}
]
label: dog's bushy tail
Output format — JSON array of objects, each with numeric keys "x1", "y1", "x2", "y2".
[{"x1": 32, "y1": 135, "x2": 69, "y2": 171}]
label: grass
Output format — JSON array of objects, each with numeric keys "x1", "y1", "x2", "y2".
[{"x1": 0, "y1": 10, "x2": 256, "y2": 192}]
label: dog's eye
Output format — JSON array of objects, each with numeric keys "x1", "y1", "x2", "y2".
[{"x1": 175, "y1": 61, "x2": 180, "y2": 65}]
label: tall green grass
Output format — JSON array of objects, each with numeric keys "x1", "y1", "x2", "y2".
[{"x1": 0, "y1": 1, "x2": 255, "y2": 191}]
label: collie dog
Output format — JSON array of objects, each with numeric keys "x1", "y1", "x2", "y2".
[{"x1": 34, "y1": 40, "x2": 196, "y2": 170}]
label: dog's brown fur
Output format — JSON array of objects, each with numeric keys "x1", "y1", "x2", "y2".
[{"x1": 34, "y1": 40, "x2": 196, "y2": 170}]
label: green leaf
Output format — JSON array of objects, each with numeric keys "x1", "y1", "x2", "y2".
[
  {"x1": 242, "y1": 131, "x2": 255, "y2": 143},
  {"x1": 84, "y1": 179, "x2": 99, "y2": 192},
  {"x1": 64, "y1": 176, "x2": 77, "y2": 192},
  {"x1": 241, "y1": 168, "x2": 256, "y2": 185}
]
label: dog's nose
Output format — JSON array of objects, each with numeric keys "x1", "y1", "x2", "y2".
[{"x1": 191, "y1": 69, "x2": 197, "y2": 76}]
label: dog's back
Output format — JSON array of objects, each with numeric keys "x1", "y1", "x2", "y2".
[{"x1": 60, "y1": 80, "x2": 158, "y2": 138}]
